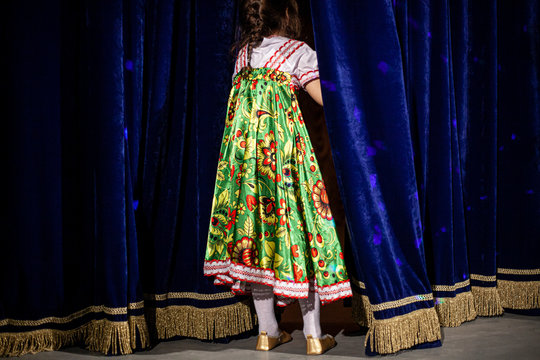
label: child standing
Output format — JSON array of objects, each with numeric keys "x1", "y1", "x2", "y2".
[{"x1": 204, "y1": 0, "x2": 352, "y2": 355}]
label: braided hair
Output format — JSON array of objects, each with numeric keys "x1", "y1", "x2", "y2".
[{"x1": 234, "y1": 0, "x2": 301, "y2": 68}]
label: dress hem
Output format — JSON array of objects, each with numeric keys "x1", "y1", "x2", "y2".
[{"x1": 204, "y1": 259, "x2": 353, "y2": 306}]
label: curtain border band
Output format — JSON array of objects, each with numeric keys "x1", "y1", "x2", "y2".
[
  {"x1": 497, "y1": 268, "x2": 540, "y2": 275},
  {"x1": 470, "y1": 274, "x2": 497, "y2": 282},
  {"x1": 369, "y1": 293, "x2": 433, "y2": 312},
  {"x1": 351, "y1": 278, "x2": 366, "y2": 289},
  {"x1": 432, "y1": 279, "x2": 470, "y2": 292},
  {"x1": 0, "y1": 302, "x2": 145, "y2": 327},
  {"x1": 0, "y1": 315, "x2": 148, "y2": 357},
  {"x1": 144, "y1": 291, "x2": 236, "y2": 302}
]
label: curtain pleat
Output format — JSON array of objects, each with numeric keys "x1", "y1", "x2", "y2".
[
  {"x1": 311, "y1": 0, "x2": 540, "y2": 354},
  {"x1": 1, "y1": 0, "x2": 253, "y2": 357}
]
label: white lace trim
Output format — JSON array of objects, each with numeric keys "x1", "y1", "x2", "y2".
[{"x1": 204, "y1": 260, "x2": 352, "y2": 305}]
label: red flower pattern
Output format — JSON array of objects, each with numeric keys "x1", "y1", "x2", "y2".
[
  {"x1": 276, "y1": 198, "x2": 291, "y2": 226},
  {"x1": 312, "y1": 180, "x2": 333, "y2": 220}
]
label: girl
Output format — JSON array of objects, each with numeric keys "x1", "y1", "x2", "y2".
[{"x1": 204, "y1": 0, "x2": 352, "y2": 355}]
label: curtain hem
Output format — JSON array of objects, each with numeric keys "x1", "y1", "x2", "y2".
[
  {"x1": 0, "y1": 315, "x2": 148, "y2": 357},
  {"x1": 498, "y1": 280, "x2": 540, "y2": 310},
  {"x1": 434, "y1": 291, "x2": 477, "y2": 327},
  {"x1": 471, "y1": 286, "x2": 504, "y2": 316},
  {"x1": 148, "y1": 299, "x2": 255, "y2": 340},
  {"x1": 365, "y1": 307, "x2": 441, "y2": 354},
  {"x1": 351, "y1": 292, "x2": 372, "y2": 328}
]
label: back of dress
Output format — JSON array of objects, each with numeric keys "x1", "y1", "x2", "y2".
[
  {"x1": 205, "y1": 33, "x2": 352, "y2": 306},
  {"x1": 233, "y1": 36, "x2": 320, "y2": 90}
]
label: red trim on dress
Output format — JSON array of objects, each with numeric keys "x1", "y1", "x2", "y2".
[
  {"x1": 235, "y1": 45, "x2": 248, "y2": 74},
  {"x1": 204, "y1": 259, "x2": 353, "y2": 305},
  {"x1": 300, "y1": 72, "x2": 320, "y2": 88},
  {"x1": 298, "y1": 69, "x2": 319, "y2": 82}
]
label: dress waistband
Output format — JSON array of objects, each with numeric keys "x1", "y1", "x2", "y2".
[{"x1": 233, "y1": 67, "x2": 293, "y2": 87}]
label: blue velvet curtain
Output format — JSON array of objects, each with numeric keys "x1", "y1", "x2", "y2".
[
  {"x1": 1, "y1": 0, "x2": 254, "y2": 357},
  {"x1": 2, "y1": 1, "x2": 149, "y2": 355},
  {"x1": 2, "y1": 0, "x2": 539, "y2": 357},
  {"x1": 134, "y1": 0, "x2": 254, "y2": 342},
  {"x1": 311, "y1": 0, "x2": 540, "y2": 355}
]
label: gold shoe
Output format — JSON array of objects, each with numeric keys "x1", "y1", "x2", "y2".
[
  {"x1": 306, "y1": 334, "x2": 336, "y2": 355},
  {"x1": 255, "y1": 330, "x2": 292, "y2": 351}
]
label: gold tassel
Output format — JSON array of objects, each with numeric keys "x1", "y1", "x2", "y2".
[
  {"x1": 435, "y1": 291, "x2": 477, "y2": 327},
  {"x1": 366, "y1": 307, "x2": 441, "y2": 355},
  {"x1": 151, "y1": 300, "x2": 254, "y2": 340},
  {"x1": 351, "y1": 292, "x2": 372, "y2": 327},
  {"x1": 85, "y1": 318, "x2": 131, "y2": 355},
  {"x1": 129, "y1": 315, "x2": 150, "y2": 349},
  {"x1": 498, "y1": 280, "x2": 540, "y2": 310},
  {"x1": 471, "y1": 286, "x2": 504, "y2": 316},
  {"x1": 0, "y1": 328, "x2": 73, "y2": 357},
  {"x1": 0, "y1": 315, "x2": 147, "y2": 357}
]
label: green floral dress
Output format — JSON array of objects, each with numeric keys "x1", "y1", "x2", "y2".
[{"x1": 204, "y1": 67, "x2": 352, "y2": 306}]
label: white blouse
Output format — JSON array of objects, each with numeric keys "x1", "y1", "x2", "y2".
[{"x1": 233, "y1": 36, "x2": 320, "y2": 89}]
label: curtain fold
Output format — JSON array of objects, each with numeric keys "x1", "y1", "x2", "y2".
[
  {"x1": 137, "y1": 0, "x2": 255, "y2": 341},
  {"x1": 455, "y1": 0, "x2": 503, "y2": 317},
  {"x1": 1, "y1": 0, "x2": 149, "y2": 356},
  {"x1": 311, "y1": 0, "x2": 540, "y2": 354},
  {"x1": 495, "y1": 0, "x2": 540, "y2": 313},
  {"x1": 311, "y1": 1, "x2": 442, "y2": 354},
  {"x1": 404, "y1": 0, "x2": 478, "y2": 325},
  {"x1": 1, "y1": 0, "x2": 254, "y2": 357}
]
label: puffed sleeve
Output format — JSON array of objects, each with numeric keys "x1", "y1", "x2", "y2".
[{"x1": 293, "y1": 43, "x2": 320, "y2": 88}]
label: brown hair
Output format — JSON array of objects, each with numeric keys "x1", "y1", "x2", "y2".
[{"x1": 234, "y1": 0, "x2": 301, "y2": 66}]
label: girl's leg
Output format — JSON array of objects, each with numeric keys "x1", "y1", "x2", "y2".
[
  {"x1": 252, "y1": 283, "x2": 280, "y2": 337},
  {"x1": 298, "y1": 290, "x2": 322, "y2": 338}
]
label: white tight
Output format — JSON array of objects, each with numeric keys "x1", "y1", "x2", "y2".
[
  {"x1": 251, "y1": 283, "x2": 322, "y2": 338},
  {"x1": 251, "y1": 283, "x2": 280, "y2": 337},
  {"x1": 298, "y1": 289, "x2": 322, "y2": 338}
]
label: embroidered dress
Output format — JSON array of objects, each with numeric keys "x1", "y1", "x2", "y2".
[{"x1": 204, "y1": 37, "x2": 352, "y2": 306}]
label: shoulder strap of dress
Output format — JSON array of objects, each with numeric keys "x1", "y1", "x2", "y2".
[{"x1": 234, "y1": 45, "x2": 249, "y2": 73}]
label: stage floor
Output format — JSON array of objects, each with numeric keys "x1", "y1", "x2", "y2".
[{"x1": 14, "y1": 308, "x2": 540, "y2": 359}]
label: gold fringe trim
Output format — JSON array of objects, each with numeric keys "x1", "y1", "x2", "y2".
[
  {"x1": 434, "y1": 291, "x2": 477, "y2": 327},
  {"x1": 498, "y1": 280, "x2": 540, "y2": 310},
  {"x1": 471, "y1": 286, "x2": 504, "y2": 316},
  {"x1": 128, "y1": 315, "x2": 150, "y2": 350},
  {"x1": 0, "y1": 315, "x2": 149, "y2": 357},
  {"x1": 152, "y1": 300, "x2": 254, "y2": 340},
  {"x1": 351, "y1": 293, "x2": 372, "y2": 327},
  {"x1": 366, "y1": 307, "x2": 441, "y2": 354}
]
